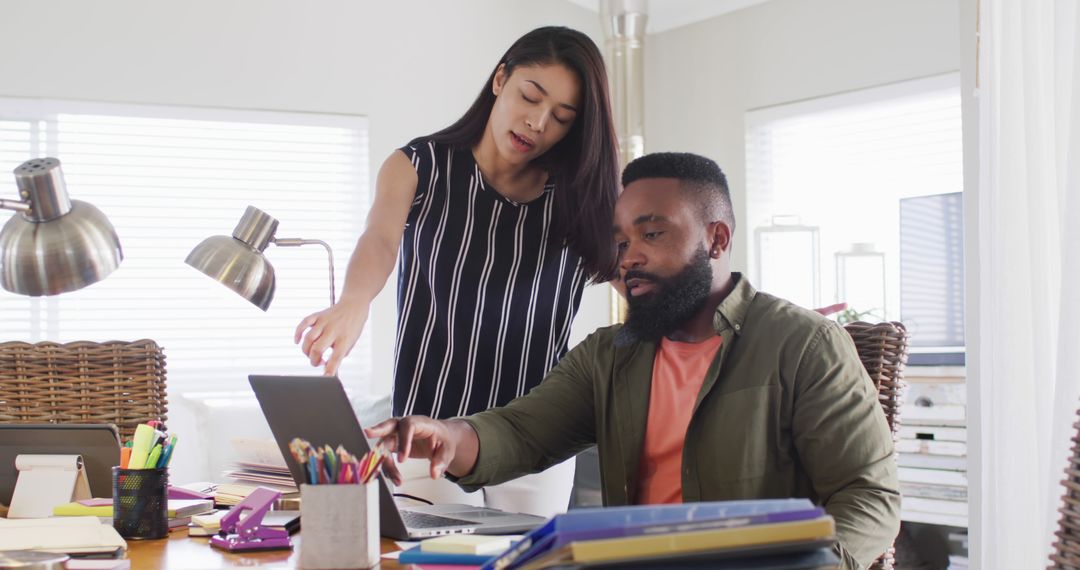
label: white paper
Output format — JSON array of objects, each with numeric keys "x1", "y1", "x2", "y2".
[
  {"x1": 230, "y1": 437, "x2": 288, "y2": 468},
  {"x1": 0, "y1": 516, "x2": 101, "y2": 527},
  {"x1": 0, "y1": 517, "x2": 126, "y2": 554},
  {"x1": 382, "y1": 541, "x2": 419, "y2": 559},
  {"x1": 14, "y1": 454, "x2": 82, "y2": 470},
  {"x1": 8, "y1": 454, "x2": 91, "y2": 518}
]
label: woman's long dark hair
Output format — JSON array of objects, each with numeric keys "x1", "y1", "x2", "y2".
[{"x1": 419, "y1": 26, "x2": 620, "y2": 283}]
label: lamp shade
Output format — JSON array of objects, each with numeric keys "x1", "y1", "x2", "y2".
[
  {"x1": 0, "y1": 158, "x2": 123, "y2": 296},
  {"x1": 185, "y1": 206, "x2": 278, "y2": 311}
]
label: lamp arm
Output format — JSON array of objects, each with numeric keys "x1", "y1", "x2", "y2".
[
  {"x1": 271, "y1": 238, "x2": 336, "y2": 306},
  {"x1": 0, "y1": 199, "x2": 31, "y2": 213}
]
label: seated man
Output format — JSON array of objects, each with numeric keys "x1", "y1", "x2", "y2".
[{"x1": 366, "y1": 152, "x2": 900, "y2": 569}]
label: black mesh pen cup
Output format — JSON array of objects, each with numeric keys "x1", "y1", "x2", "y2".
[{"x1": 112, "y1": 466, "x2": 168, "y2": 539}]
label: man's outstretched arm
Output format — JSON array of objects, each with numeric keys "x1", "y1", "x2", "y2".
[
  {"x1": 364, "y1": 416, "x2": 480, "y2": 484},
  {"x1": 366, "y1": 329, "x2": 605, "y2": 489}
]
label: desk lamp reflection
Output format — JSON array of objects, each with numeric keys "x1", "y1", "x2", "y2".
[
  {"x1": 0, "y1": 158, "x2": 123, "y2": 296},
  {"x1": 185, "y1": 206, "x2": 335, "y2": 310}
]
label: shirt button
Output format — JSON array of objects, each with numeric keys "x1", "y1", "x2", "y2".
[{"x1": 734, "y1": 323, "x2": 741, "y2": 331}]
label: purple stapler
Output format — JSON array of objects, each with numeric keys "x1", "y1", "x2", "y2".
[{"x1": 209, "y1": 487, "x2": 293, "y2": 552}]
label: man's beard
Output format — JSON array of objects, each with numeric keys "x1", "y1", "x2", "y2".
[{"x1": 617, "y1": 246, "x2": 713, "y2": 345}]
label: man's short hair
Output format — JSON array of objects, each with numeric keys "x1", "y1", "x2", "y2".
[{"x1": 621, "y1": 152, "x2": 735, "y2": 231}]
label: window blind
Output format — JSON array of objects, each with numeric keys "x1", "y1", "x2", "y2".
[
  {"x1": 745, "y1": 74, "x2": 963, "y2": 322},
  {"x1": 0, "y1": 99, "x2": 370, "y2": 392}
]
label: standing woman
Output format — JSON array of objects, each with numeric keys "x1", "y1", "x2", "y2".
[{"x1": 295, "y1": 26, "x2": 620, "y2": 516}]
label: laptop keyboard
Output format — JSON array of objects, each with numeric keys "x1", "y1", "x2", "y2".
[{"x1": 401, "y1": 510, "x2": 477, "y2": 529}]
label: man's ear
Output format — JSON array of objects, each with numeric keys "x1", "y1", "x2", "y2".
[
  {"x1": 492, "y1": 64, "x2": 507, "y2": 96},
  {"x1": 709, "y1": 221, "x2": 732, "y2": 258}
]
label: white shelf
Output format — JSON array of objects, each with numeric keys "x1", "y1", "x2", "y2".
[
  {"x1": 902, "y1": 506, "x2": 968, "y2": 528},
  {"x1": 905, "y1": 365, "x2": 966, "y2": 378}
]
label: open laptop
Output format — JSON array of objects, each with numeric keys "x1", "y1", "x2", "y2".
[{"x1": 249, "y1": 374, "x2": 548, "y2": 539}]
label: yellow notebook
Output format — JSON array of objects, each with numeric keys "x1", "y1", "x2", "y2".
[
  {"x1": 52, "y1": 503, "x2": 111, "y2": 517},
  {"x1": 549, "y1": 516, "x2": 835, "y2": 565},
  {"x1": 420, "y1": 534, "x2": 513, "y2": 555},
  {"x1": 53, "y1": 499, "x2": 214, "y2": 519}
]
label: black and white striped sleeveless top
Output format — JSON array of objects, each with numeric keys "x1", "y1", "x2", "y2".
[{"x1": 393, "y1": 140, "x2": 587, "y2": 419}]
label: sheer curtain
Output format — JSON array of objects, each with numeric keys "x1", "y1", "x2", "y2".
[{"x1": 972, "y1": 0, "x2": 1080, "y2": 567}]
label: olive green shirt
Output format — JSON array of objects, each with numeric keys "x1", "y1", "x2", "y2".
[{"x1": 456, "y1": 274, "x2": 900, "y2": 569}]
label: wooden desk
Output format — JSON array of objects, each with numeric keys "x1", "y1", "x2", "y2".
[{"x1": 126, "y1": 531, "x2": 409, "y2": 569}]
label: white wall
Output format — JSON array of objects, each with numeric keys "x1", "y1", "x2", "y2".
[
  {"x1": 0, "y1": 0, "x2": 609, "y2": 398},
  {"x1": 644, "y1": 0, "x2": 961, "y2": 270}
]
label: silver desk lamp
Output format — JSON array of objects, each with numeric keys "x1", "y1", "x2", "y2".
[
  {"x1": 185, "y1": 206, "x2": 335, "y2": 311},
  {"x1": 0, "y1": 158, "x2": 123, "y2": 296}
]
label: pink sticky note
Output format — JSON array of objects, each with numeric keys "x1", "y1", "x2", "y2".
[
  {"x1": 76, "y1": 498, "x2": 113, "y2": 507},
  {"x1": 66, "y1": 560, "x2": 131, "y2": 570}
]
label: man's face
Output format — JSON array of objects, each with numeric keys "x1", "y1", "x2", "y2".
[{"x1": 613, "y1": 178, "x2": 714, "y2": 342}]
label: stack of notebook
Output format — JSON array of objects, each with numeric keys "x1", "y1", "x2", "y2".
[
  {"x1": 214, "y1": 482, "x2": 304, "y2": 508},
  {"x1": 481, "y1": 499, "x2": 840, "y2": 570},
  {"x1": 187, "y1": 508, "x2": 300, "y2": 537}
]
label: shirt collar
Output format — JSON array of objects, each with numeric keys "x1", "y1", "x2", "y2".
[{"x1": 711, "y1": 272, "x2": 756, "y2": 336}]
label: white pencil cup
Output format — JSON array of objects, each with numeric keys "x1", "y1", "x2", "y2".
[{"x1": 300, "y1": 481, "x2": 380, "y2": 569}]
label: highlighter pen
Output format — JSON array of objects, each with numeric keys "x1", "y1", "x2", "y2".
[
  {"x1": 144, "y1": 444, "x2": 163, "y2": 469},
  {"x1": 127, "y1": 424, "x2": 156, "y2": 470}
]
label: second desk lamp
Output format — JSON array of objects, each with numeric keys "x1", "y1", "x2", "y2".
[{"x1": 184, "y1": 206, "x2": 335, "y2": 311}]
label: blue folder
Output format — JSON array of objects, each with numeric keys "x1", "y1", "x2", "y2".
[{"x1": 397, "y1": 544, "x2": 497, "y2": 565}]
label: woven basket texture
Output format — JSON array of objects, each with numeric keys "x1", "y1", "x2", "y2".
[
  {"x1": 845, "y1": 321, "x2": 909, "y2": 570},
  {"x1": 1049, "y1": 413, "x2": 1080, "y2": 569},
  {"x1": 0, "y1": 339, "x2": 167, "y2": 440}
]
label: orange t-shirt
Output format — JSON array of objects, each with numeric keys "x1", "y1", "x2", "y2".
[{"x1": 636, "y1": 334, "x2": 723, "y2": 505}]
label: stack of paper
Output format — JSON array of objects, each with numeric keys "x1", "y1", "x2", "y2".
[
  {"x1": 213, "y1": 482, "x2": 301, "y2": 507},
  {"x1": 0, "y1": 517, "x2": 126, "y2": 556},
  {"x1": 481, "y1": 499, "x2": 839, "y2": 570},
  {"x1": 188, "y1": 508, "x2": 299, "y2": 537},
  {"x1": 189, "y1": 509, "x2": 227, "y2": 536},
  {"x1": 222, "y1": 438, "x2": 298, "y2": 494}
]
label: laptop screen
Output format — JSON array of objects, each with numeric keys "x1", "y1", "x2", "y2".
[{"x1": 248, "y1": 374, "x2": 410, "y2": 539}]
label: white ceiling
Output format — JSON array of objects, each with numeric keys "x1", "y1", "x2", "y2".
[{"x1": 565, "y1": 0, "x2": 774, "y2": 34}]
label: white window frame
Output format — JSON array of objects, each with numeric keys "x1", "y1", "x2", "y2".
[{"x1": 0, "y1": 97, "x2": 371, "y2": 394}]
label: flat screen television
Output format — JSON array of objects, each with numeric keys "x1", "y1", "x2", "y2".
[{"x1": 899, "y1": 191, "x2": 965, "y2": 366}]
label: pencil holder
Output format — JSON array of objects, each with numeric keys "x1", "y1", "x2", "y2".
[
  {"x1": 300, "y1": 481, "x2": 380, "y2": 569},
  {"x1": 112, "y1": 466, "x2": 168, "y2": 539}
]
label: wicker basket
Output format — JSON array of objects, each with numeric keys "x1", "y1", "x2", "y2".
[
  {"x1": 0, "y1": 339, "x2": 168, "y2": 441},
  {"x1": 1049, "y1": 413, "x2": 1080, "y2": 569},
  {"x1": 844, "y1": 321, "x2": 909, "y2": 570}
]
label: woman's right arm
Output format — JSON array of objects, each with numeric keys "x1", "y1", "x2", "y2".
[{"x1": 294, "y1": 150, "x2": 419, "y2": 376}]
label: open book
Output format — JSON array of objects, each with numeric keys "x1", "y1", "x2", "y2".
[{"x1": 221, "y1": 438, "x2": 298, "y2": 498}]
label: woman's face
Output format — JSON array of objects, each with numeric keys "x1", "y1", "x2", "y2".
[{"x1": 489, "y1": 63, "x2": 582, "y2": 165}]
